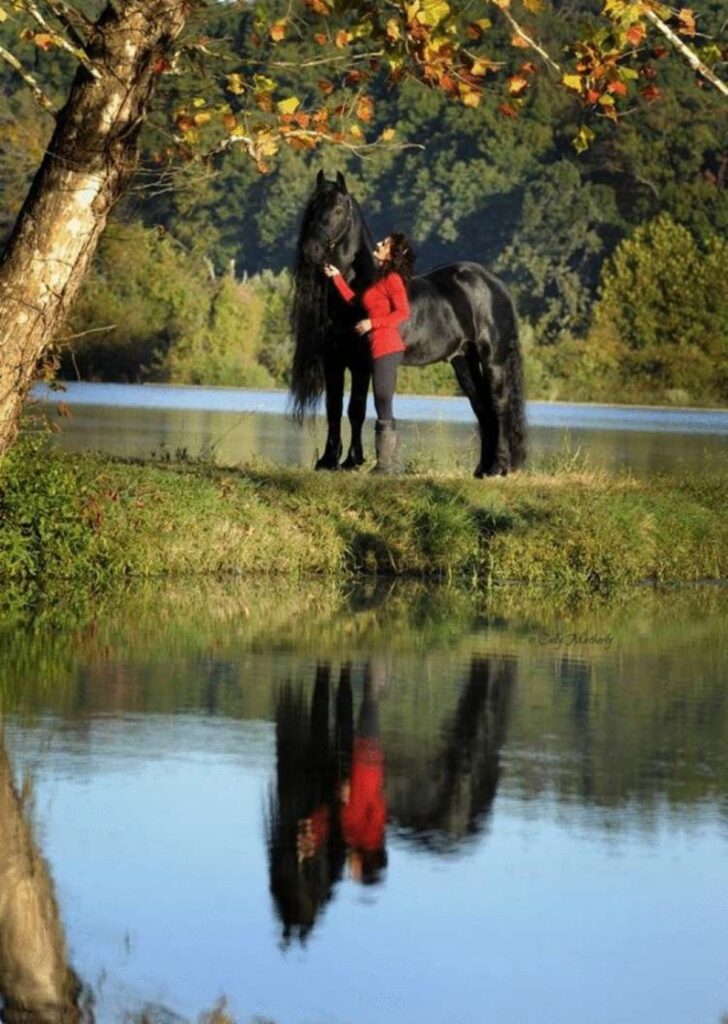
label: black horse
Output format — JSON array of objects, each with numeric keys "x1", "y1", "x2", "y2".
[{"x1": 290, "y1": 171, "x2": 527, "y2": 477}]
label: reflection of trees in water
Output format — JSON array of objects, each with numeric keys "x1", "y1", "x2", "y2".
[
  {"x1": 0, "y1": 732, "x2": 85, "y2": 1023},
  {"x1": 388, "y1": 657, "x2": 515, "y2": 853}
]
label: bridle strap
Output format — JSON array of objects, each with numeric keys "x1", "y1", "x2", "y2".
[{"x1": 326, "y1": 195, "x2": 354, "y2": 253}]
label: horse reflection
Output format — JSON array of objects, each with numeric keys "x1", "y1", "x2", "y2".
[
  {"x1": 0, "y1": 731, "x2": 86, "y2": 1023},
  {"x1": 267, "y1": 663, "x2": 387, "y2": 944},
  {"x1": 389, "y1": 657, "x2": 515, "y2": 852}
]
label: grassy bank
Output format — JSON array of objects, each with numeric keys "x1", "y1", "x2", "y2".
[{"x1": 1, "y1": 437, "x2": 726, "y2": 596}]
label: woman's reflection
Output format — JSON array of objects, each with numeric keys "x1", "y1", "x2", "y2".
[
  {"x1": 267, "y1": 656, "x2": 514, "y2": 942},
  {"x1": 340, "y1": 661, "x2": 387, "y2": 886},
  {"x1": 0, "y1": 731, "x2": 85, "y2": 1023}
]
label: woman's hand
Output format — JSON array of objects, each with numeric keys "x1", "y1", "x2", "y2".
[
  {"x1": 354, "y1": 318, "x2": 372, "y2": 335},
  {"x1": 323, "y1": 263, "x2": 340, "y2": 278}
]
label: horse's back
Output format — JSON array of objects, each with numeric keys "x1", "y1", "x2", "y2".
[{"x1": 403, "y1": 261, "x2": 517, "y2": 365}]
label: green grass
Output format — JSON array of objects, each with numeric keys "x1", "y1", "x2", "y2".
[{"x1": 1, "y1": 436, "x2": 726, "y2": 597}]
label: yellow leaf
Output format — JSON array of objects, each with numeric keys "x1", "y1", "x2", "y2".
[
  {"x1": 269, "y1": 19, "x2": 287, "y2": 42},
  {"x1": 349, "y1": 123, "x2": 364, "y2": 139},
  {"x1": 461, "y1": 90, "x2": 481, "y2": 107},
  {"x1": 507, "y1": 74, "x2": 529, "y2": 95},
  {"x1": 255, "y1": 131, "x2": 280, "y2": 157},
  {"x1": 192, "y1": 97, "x2": 206, "y2": 108},
  {"x1": 572, "y1": 124, "x2": 595, "y2": 153},
  {"x1": 417, "y1": 0, "x2": 450, "y2": 27},
  {"x1": 253, "y1": 74, "x2": 276, "y2": 92},
  {"x1": 226, "y1": 73, "x2": 245, "y2": 95},
  {"x1": 386, "y1": 17, "x2": 401, "y2": 41},
  {"x1": 380, "y1": 127, "x2": 396, "y2": 141},
  {"x1": 193, "y1": 111, "x2": 212, "y2": 125},
  {"x1": 277, "y1": 96, "x2": 301, "y2": 114},
  {"x1": 0, "y1": 7, "x2": 7, "y2": 22},
  {"x1": 562, "y1": 73, "x2": 583, "y2": 91}
]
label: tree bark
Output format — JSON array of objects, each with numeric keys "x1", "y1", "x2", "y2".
[
  {"x1": 0, "y1": 0, "x2": 189, "y2": 458},
  {"x1": 0, "y1": 735, "x2": 81, "y2": 1022}
]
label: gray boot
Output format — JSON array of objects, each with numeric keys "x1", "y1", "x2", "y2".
[{"x1": 373, "y1": 419, "x2": 398, "y2": 474}]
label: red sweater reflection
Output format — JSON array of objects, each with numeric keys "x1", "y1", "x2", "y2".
[{"x1": 340, "y1": 736, "x2": 387, "y2": 852}]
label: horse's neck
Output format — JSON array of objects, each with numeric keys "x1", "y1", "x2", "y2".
[{"x1": 338, "y1": 212, "x2": 375, "y2": 288}]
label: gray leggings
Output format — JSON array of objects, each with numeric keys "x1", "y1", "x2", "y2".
[{"x1": 372, "y1": 350, "x2": 404, "y2": 421}]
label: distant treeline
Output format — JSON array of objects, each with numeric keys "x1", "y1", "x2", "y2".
[{"x1": 2, "y1": 1, "x2": 727, "y2": 405}]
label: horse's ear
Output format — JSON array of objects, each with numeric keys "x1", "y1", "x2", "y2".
[
  {"x1": 316, "y1": 169, "x2": 326, "y2": 188},
  {"x1": 336, "y1": 171, "x2": 348, "y2": 194}
]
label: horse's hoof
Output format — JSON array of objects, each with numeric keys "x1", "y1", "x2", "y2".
[
  {"x1": 315, "y1": 458, "x2": 341, "y2": 471},
  {"x1": 340, "y1": 454, "x2": 364, "y2": 471},
  {"x1": 474, "y1": 464, "x2": 484, "y2": 479}
]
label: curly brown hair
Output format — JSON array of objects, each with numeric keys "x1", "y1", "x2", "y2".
[{"x1": 379, "y1": 231, "x2": 416, "y2": 285}]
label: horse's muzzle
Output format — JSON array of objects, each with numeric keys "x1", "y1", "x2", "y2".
[{"x1": 303, "y1": 239, "x2": 326, "y2": 266}]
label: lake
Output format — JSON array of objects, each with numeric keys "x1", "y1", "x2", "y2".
[
  {"x1": 31, "y1": 382, "x2": 728, "y2": 474},
  {"x1": 1, "y1": 580, "x2": 727, "y2": 1024}
]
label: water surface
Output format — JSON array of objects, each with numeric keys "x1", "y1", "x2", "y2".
[
  {"x1": 2, "y1": 581, "x2": 727, "y2": 1024},
  {"x1": 31, "y1": 382, "x2": 728, "y2": 474}
]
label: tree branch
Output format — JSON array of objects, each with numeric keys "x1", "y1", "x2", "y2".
[
  {"x1": 43, "y1": 0, "x2": 94, "y2": 50},
  {"x1": 0, "y1": 44, "x2": 57, "y2": 115},
  {"x1": 16, "y1": 0, "x2": 101, "y2": 79},
  {"x1": 492, "y1": 2, "x2": 562, "y2": 75},
  {"x1": 644, "y1": 9, "x2": 728, "y2": 97}
]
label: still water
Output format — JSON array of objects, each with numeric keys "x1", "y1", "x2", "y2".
[
  {"x1": 1, "y1": 581, "x2": 727, "y2": 1023},
  {"x1": 31, "y1": 382, "x2": 728, "y2": 474}
]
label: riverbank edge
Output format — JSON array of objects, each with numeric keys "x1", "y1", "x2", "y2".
[{"x1": 1, "y1": 439, "x2": 726, "y2": 597}]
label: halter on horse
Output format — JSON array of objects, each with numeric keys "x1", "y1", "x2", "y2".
[{"x1": 290, "y1": 172, "x2": 527, "y2": 477}]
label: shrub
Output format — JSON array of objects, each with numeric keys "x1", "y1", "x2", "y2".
[{"x1": 588, "y1": 215, "x2": 728, "y2": 404}]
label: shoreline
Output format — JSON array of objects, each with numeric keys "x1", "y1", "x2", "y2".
[{"x1": 2, "y1": 439, "x2": 726, "y2": 599}]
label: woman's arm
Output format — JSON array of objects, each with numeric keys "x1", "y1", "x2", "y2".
[
  {"x1": 325, "y1": 266, "x2": 356, "y2": 304},
  {"x1": 370, "y1": 273, "x2": 410, "y2": 329}
]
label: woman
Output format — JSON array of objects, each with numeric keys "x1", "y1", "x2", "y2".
[{"x1": 324, "y1": 232, "x2": 415, "y2": 473}]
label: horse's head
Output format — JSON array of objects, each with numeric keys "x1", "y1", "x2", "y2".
[{"x1": 299, "y1": 170, "x2": 354, "y2": 267}]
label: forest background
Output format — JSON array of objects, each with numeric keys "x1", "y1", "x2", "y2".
[{"x1": 2, "y1": 0, "x2": 726, "y2": 406}]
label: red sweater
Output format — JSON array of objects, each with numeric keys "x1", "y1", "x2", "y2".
[
  {"x1": 331, "y1": 271, "x2": 409, "y2": 359},
  {"x1": 340, "y1": 738, "x2": 387, "y2": 852}
]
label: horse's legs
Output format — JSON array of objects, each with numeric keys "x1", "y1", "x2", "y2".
[
  {"x1": 466, "y1": 343, "x2": 511, "y2": 477},
  {"x1": 482, "y1": 359, "x2": 511, "y2": 476},
  {"x1": 451, "y1": 350, "x2": 494, "y2": 479},
  {"x1": 315, "y1": 358, "x2": 345, "y2": 470},
  {"x1": 341, "y1": 358, "x2": 370, "y2": 469}
]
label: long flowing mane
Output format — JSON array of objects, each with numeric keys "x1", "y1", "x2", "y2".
[{"x1": 289, "y1": 192, "x2": 333, "y2": 423}]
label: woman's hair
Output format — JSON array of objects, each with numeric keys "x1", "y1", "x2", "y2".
[{"x1": 380, "y1": 231, "x2": 416, "y2": 284}]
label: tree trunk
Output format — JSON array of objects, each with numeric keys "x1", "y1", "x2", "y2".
[
  {"x1": 0, "y1": 735, "x2": 81, "y2": 1022},
  {"x1": 0, "y1": 0, "x2": 189, "y2": 459}
]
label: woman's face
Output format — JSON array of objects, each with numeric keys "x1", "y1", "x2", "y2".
[{"x1": 373, "y1": 236, "x2": 393, "y2": 265}]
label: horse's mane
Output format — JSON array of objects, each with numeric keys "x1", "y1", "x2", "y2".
[
  {"x1": 289, "y1": 223, "x2": 329, "y2": 423},
  {"x1": 289, "y1": 188, "x2": 372, "y2": 422}
]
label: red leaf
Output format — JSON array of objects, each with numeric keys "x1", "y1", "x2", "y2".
[
  {"x1": 607, "y1": 79, "x2": 628, "y2": 95},
  {"x1": 626, "y1": 24, "x2": 646, "y2": 46},
  {"x1": 498, "y1": 103, "x2": 519, "y2": 117}
]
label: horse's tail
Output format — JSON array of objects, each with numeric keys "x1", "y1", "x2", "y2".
[
  {"x1": 504, "y1": 314, "x2": 527, "y2": 469},
  {"x1": 289, "y1": 255, "x2": 328, "y2": 423},
  {"x1": 488, "y1": 273, "x2": 527, "y2": 470}
]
